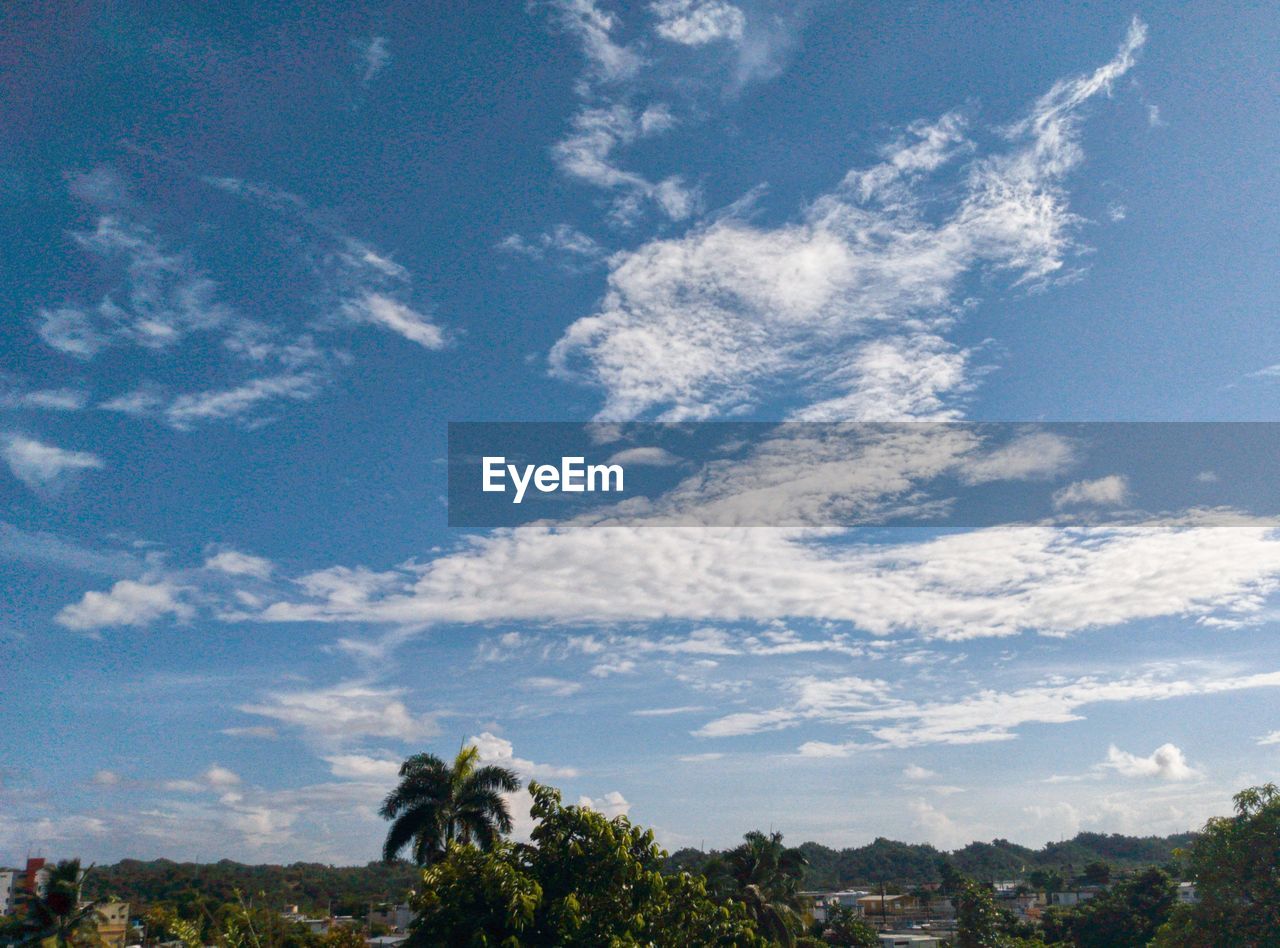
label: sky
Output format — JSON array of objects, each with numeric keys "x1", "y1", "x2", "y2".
[{"x1": 3, "y1": 0, "x2": 1280, "y2": 865}]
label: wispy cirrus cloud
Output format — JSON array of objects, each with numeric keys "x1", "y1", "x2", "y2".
[{"x1": 550, "y1": 20, "x2": 1148, "y2": 421}]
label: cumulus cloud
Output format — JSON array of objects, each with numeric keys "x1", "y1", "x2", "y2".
[
  {"x1": 469, "y1": 732, "x2": 580, "y2": 779},
  {"x1": 578, "y1": 790, "x2": 631, "y2": 817},
  {"x1": 1102, "y1": 743, "x2": 1198, "y2": 781},
  {"x1": 55, "y1": 579, "x2": 192, "y2": 630},
  {"x1": 550, "y1": 21, "x2": 1147, "y2": 421},
  {"x1": 3, "y1": 435, "x2": 103, "y2": 489}
]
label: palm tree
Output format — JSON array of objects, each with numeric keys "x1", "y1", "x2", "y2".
[
  {"x1": 380, "y1": 744, "x2": 521, "y2": 865},
  {"x1": 706, "y1": 831, "x2": 809, "y2": 947},
  {"x1": 18, "y1": 859, "x2": 100, "y2": 947}
]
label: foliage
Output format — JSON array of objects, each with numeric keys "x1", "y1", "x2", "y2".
[
  {"x1": 83, "y1": 859, "x2": 421, "y2": 917},
  {"x1": 818, "y1": 904, "x2": 878, "y2": 947},
  {"x1": 667, "y1": 829, "x2": 1190, "y2": 890},
  {"x1": 1148, "y1": 783, "x2": 1280, "y2": 946},
  {"x1": 407, "y1": 782, "x2": 765, "y2": 946},
  {"x1": 381, "y1": 745, "x2": 521, "y2": 865},
  {"x1": 1039, "y1": 866, "x2": 1174, "y2": 947},
  {"x1": 15, "y1": 859, "x2": 101, "y2": 948},
  {"x1": 953, "y1": 880, "x2": 1045, "y2": 948},
  {"x1": 702, "y1": 831, "x2": 808, "y2": 945}
]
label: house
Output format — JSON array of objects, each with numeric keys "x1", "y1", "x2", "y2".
[
  {"x1": 95, "y1": 901, "x2": 131, "y2": 948},
  {"x1": 368, "y1": 903, "x2": 415, "y2": 932},
  {"x1": 857, "y1": 893, "x2": 920, "y2": 917},
  {"x1": 1177, "y1": 882, "x2": 1199, "y2": 904},
  {"x1": 0, "y1": 870, "x2": 17, "y2": 916}
]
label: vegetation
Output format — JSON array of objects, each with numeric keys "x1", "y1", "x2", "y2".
[
  {"x1": 407, "y1": 781, "x2": 765, "y2": 946},
  {"x1": 13, "y1": 859, "x2": 102, "y2": 947},
  {"x1": 82, "y1": 860, "x2": 420, "y2": 917},
  {"x1": 1150, "y1": 782, "x2": 1280, "y2": 946},
  {"x1": 380, "y1": 745, "x2": 521, "y2": 865},
  {"x1": 700, "y1": 831, "x2": 808, "y2": 945}
]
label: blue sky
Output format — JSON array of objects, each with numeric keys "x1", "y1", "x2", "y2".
[{"x1": 4, "y1": 0, "x2": 1280, "y2": 863}]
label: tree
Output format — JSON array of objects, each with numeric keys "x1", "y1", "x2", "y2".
[
  {"x1": 703, "y1": 831, "x2": 808, "y2": 946},
  {"x1": 407, "y1": 782, "x2": 766, "y2": 946},
  {"x1": 1027, "y1": 868, "x2": 1064, "y2": 897},
  {"x1": 820, "y1": 904, "x2": 878, "y2": 947},
  {"x1": 1040, "y1": 867, "x2": 1174, "y2": 947},
  {"x1": 1149, "y1": 783, "x2": 1280, "y2": 946},
  {"x1": 17, "y1": 860, "x2": 101, "y2": 948},
  {"x1": 953, "y1": 881, "x2": 1046, "y2": 948},
  {"x1": 381, "y1": 744, "x2": 521, "y2": 865},
  {"x1": 1079, "y1": 861, "x2": 1110, "y2": 886}
]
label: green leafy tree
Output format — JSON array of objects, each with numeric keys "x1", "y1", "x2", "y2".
[
  {"x1": 407, "y1": 782, "x2": 765, "y2": 946},
  {"x1": 704, "y1": 830, "x2": 808, "y2": 945},
  {"x1": 1079, "y1": 861, "x2": 1110, "y2": 886},
  {"x1": 1027, "y1": 868, "x2": 1064, "y2": 897},
  {"x1": 819, "y1": 904, "x2": 878, "y2": 947},
  {"x1": 381, "y1": 745, "x2": 521, "y2": 865},
  {"x1": 1149, "y1": 783, "x2": 1280, "y2": 946},
  {"x1": 17, "y1": 860, "x2": 101, "y2": 948},
  {"x1": 1040, "y1": 867, "x2": 1174, "y2": 947},
  {"x1": 954, "y1": 881, "x2": 1046, "y2": 948}
]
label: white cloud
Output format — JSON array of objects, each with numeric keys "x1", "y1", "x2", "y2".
[
  {"x1": 343, "y1": 293, "x2": 444, "y2": 350},
  {"x1": 606, "y1": 446, "x2": 680, "y2": 466},
  {"x1": 522, "y1": 676, "x2": 583, "y2": 697},
  {"x1": 550, "y1": 0, "x2": 644, "y2": 82},
  {"x1": 578, "y1": 790, "x2": 631, "y2": 817},
  {"x1": 1102, "y1": 743, "x2": 1198, "y2": 781},
  {"x1": 204, "y1": 550, "x2": 275, "y2": 580},
  {"x1": 469, "y1": 732, "x2": 580, "y2": 779},
  {"x1": 204, "y1": 764, "x2": 242, "y2": 788},
  {"x1": 259, "y1": 518, "x2": 1280, "y2": 642},
  {"x1": 0, "y1": 387, "x2": 89, "y2": 411},
  {"x1": 696, "y1": 666, "x2": 1280, "y2": 749},
  {"x1": 164, "y1": 373, "x2": 321, "y2": 429},
  {"x1": 903, "y1": 764, "x2": 938, "y2": 781},
  {"x1": 220, "y1": 726, "x2": 279, "y2": 740},
  {"x1": 551, "y1": 104, "x2": 697, "y2": 223},
  {"x1": 55, "y1": 579, "x2": 192, "y2": 630},
  {"x1": 238, "y1": 682, "x2": 439, "y2": 746},
  {"x1": 358, "y1": 36, "x2": 390, "y2": 84},
  {"x1": 550, "y1": 22, "x2": 1147, "y2": 421},
  {"x1": 1258, "y1": 731, "x2": 1280, "y2": 746},
  {"x1": 631, "y1": 705, "x2": 707, "y2": 716},
  {"x1": 651, "y1": 0, "x2": 744, "y2": 46},
  {"x1": 3, "y1": 435, "x2": 103, "y2": 489},
  {"x1": 324, "y1": 754, "x2": 402, "y2": 780},
  {"x1": 499, "y1": 225, "x2": 605, "y2": 265},
  {"x1": 93, "y1": 770, "x2": 122, "y2": 786},
  {"x1": 1053, "y1": 474, "x2": 1129, "y2": 509}
]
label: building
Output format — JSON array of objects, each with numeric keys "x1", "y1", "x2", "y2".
[
  {"x1": 1177, "y1": 882, "x2": 1199, "y2": 904},
  {"x1": 0, "y1": 870, "x2": 17, "y2": 916},
  {"x1": 95, "y1": 901, "x2": 131, "y2": 948},
  {"x1": 803, "y1": 890, "x2": 868, "y2": 924},
  {"x1": 857, "y1": 893, "x2": 920, "y2": 918},
  {"x1": 878, "y1": 934, "x2": 943, "y2": 948},
  {"x1": 368, "y1": 903, "x2": 414, "y2": 932}
]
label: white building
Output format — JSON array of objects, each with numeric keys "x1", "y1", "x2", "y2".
[
  {"x1": 1177, "y1": 882, "x2": 1199, "y2": 904},
  {"x1": 803, "y1": 889, "x2": 868, "y2": 924},
  {"x1": 878, "y1": 934, "x2": 943, "y2": 948},
  {"x1": 0, "y1": 869, "x2": 17, "y2": 916}
]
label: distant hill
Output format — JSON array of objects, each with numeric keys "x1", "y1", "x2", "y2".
[
  {"x1": 82, "y1": 859, "x2": 421, "y2": 916},
  {"x1": 80, "y1": 828, "x2": 1197, "y2": 912},
  {"x1": 666, "y1": 830, "x2": 1197, "y2": 889}
]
